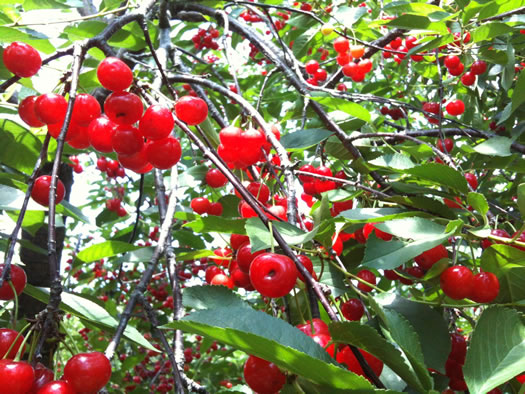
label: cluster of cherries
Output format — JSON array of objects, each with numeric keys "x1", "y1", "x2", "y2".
[
  {"x1": 380, "y1": 105, "x2": 406, "y2": 120},
  {"x1": 333, "y1": 37, "x2": 373, "y2": 83},
  {"x1": 298, "y1": 164, "x2": 345, "y2": 195},
  {"x1": 382, "y1": 35, "x2": 424, "y2": 64},
  {"x1": 444, "y1": 55, "x2": 487, "y2": 84},
  {"x1": 191, "y1": 27, "x2": 220, "y2": 51},
  {"x1": 422, "y1": 98, "x2": 465, "y2": 121}
]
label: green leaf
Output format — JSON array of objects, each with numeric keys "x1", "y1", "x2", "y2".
[
  {"x1": 0, "y1": 119, "x2": 41, "y2": 175},
  {"x1": 183, "y1": 285, "x2": 249, "y2": 311},
  {"x1": 339, "y1": 208, "x2": 427, "y2": 223},
  {"x1": 467, "y1": 192, "x2": 489, "y2": 216},
  {"x1": 517, "y1": 184, "x2": 525, "y2": 219},
  {"x1": 25, "y1": 285, "x2": 158, "y2": 352},
  {"x1": 471, "y1": 22, "x2": 514, "y2": 43},
  {"x1": 245, "y1": 218, "x2": 318, "y2": 252},
  {"x1": 183, "y1": 216, "x2": 247, "y2": 235},
  {"x1": 60, "y1": 200, "x2": 91, "y2": 224},
  {"x1": 337, "y1": 6, "x2": 367, "y2": 27},
  {"x1": 481, "y1": 244, "x2": 525, "y2": 303},
  {"x1": 473, "y1": 136, "x2": 513, "y2": 157},
  {"x1": 281, "y1": 128, "x2": 333, "y2": 150},
  {"x1": 330, "y1": 322, "x2": 428, "y2": 392},
  {"x1": 76, "y1": 241, "x2": 143, "y2": 263},
  {"x1": 384, "y1": 15, "x2": 448, "y2": 34},
  {"x1": 375, "y1": 218, "x2": 446, "y2": 240},
  {"x1": 512, "y1": 70, "x2": 525, "y2": 112},
  {"x1": 310, "y1": 94, "x2": 371, "y2": 122},
  {"x1": 405, "y1": 163, "x2": 469, "y2": 193},
  {"x1": 369, "y1": 154, "x2": 416, "y2": 170},
  {"x1": 384, "y1": 2, "x2": 449, "y2": 17},
  {"x1": 162, "y1": 306, "x2": 375, "y2": 390},
  {"x1": 464, "y1": 307, "x2": 525, "y2": 394}
]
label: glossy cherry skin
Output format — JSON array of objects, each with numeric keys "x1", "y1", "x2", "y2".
[
  {"x1": 96, "y1": 57, "x2": 133, "y2": 92},
  {"x1": 414, "y1": 244, "x2": 448, "y2": 270},
  {"x1": 471, "y1": 60, "x2": 487, "y2": 75},
  {"x1": 35, "y1": 94, "x2": 68, "y2": 125},
  {"x1": 437, "y1": 138, "x2": 454, "y2": 153},
  {"x1": 230, "y1": 234, "x2": 250, "y2": 250},
  {"x1": 174, "y1": 96, "x2": 208, "y2": 125},
  {"x1": 0, "y1": 328, "x2": 25, "y2": 359},
  {"x1": 469, "y1": 272, "x2": 499, "y2": 303},
  {"x1": 296, "y1": 318, "x2": 330, "y2": 337},
  {"x1": 205, "y1": 168, "x2": 228, "y2": 188},
  {"x1": 336, "y1": 346, "x2": 383, "y2": 382},
  {"x1": 144, "y1": 136, "x2": 182, "y2": 169},
  {"x1": 356, "y1": 269, "x2": 376, "y2": 292},
  {"x1": 210, "y1": 273, "x2": 234, "y2": 289},
  {"x1": 243, "y1": 355, "x2": 286, "y2": 394},
  {"x1": 30, "y1": 363, "x2": 54, "y2": 393},
  {"x1": 465, "y1": 173, "x2": 478, "y2": 190},
  {"x1": 36, "y1": 380, "x2": 76, "y2": 394},
  {"x1": 341, "y1": 298, "x2": 365, "y2": 321},
  {"x1": 18, "y1": 96, "x2": 45, "y2": 127},
  {"x1": 481, "y1": 228, "x2": 510, "y2": 249},
  {"x1": 118, "y1": 147, "x2": 150, "y2": 173},
  {"x1": 63, "y1": 352, "x2": 112, "y2": 394},
  {"x1": 0, "y1": 264, "x2": 27, "y2": 301},
  {"x1": 444, "y1": 55, "x2": 461, "y2": 69},
  {"x1": 296, "y1": 254, "x2": 316, "y2": 282},
  {"x1": 231, "y1": 268, "x2": 253, "y2": 290},
  {"x1": 246, "y1": 182, "x2": 270, "y2": 203},
  {"x1": 0, "y1": 359, "x2": 35, "y2": 394},
  {"x1": 249, "y1": 253, "x2": 298, "y2": 298},
  {"x1": 333, "y1": 36, "x2": 350, "y2": 53},
  {"x1": 219, "y1": 125, "x2": 243, "y2": 146},
  {"x1": 191, "y1": 197, "x2": 211, "y2": 215},
  {"x1": 236, "y1": 242, "x2": 265, "y2": 273},
  {"x1": 87, "y1": 115, "x2": 118, "y2": 153},
  {"x1": 104, "y1": 91, "x2": 143, "y2": 125},
  {"x1": 440, "y1": 265, "x2": 474, "y2": 300},
  {"x1": 305, "y1": 60, "x2": 319, "y2": 74},
  {"x1": 139, "y1": 105, "x2": 174, "y2": 140},
  {"x1": 111, "y1": 125, "x2": 143, "y2": 157},
  {"x1": 71, "y1": 93, "x2": 101, "y2": 126},
  {"x1": 31, "y1": 175, "x2": 65, "y2": 207},
  {"x1": 3, "y1": 42, "x2": 41, "y2": 78},
  {"x1": 205, "y1": 266, "x2": 224, "y2": 284},
  {"x1": 449, "y1": 333, "x2": 467, "y2": 364},
  {"x1": 446, "y1": 100, "x2": 465, "y2": 116}
]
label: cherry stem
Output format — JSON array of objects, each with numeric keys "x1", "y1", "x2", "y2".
[{"x1": 7, "y1": 281, "x2": 18, "y2": 329}]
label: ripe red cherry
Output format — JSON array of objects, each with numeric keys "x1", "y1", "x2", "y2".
[
  {"x1": 296, "y1": 318, "x2": 330, "y2": 337},
  {"x1": 249, "y1": 253, "x2": 298, "y2": 298},
  {"x1": 191, "y1": 197, "x2": 211, "y2": 214},
  {"x1": 356, "y1": 269, "x2": 376, "y2": 292},
  {"x1": 104, "y1": 91, "x2": 143, "y2": 125},
  {"x1": 470, "y1": 60, "x2": 487, "y2": 75},
  {"x1": 18, "y1": 96, "x2": 45, "y2": 127},
  {"x1": 465, "y1": 173, "x2": 478, "y2": 190},
  {"x1": 144, "y1": 136, "x2": 182, "y2": 169},
  {"x1": 0, "y1": 328, "x2": 25, "y2": 359},
  {"x1": 205, "y1": 265, "x2": 224, "y2": 284},
  {"x1": 174, "y1": 96, "x2": 208, "y2": 125},
  {"x1": 422, "y1": 102, "x2": 442, "y2": 124},
  {"x1": 440, "y1": 265, "x2": 474, "y2": 300},
  {"x1": 31, "y1": 175, "x2": 65, "y2": 206},
  {"x1": 71, "y1": 93, "x2": 101, "y2": 126},
  {"x1": 0, "y1": 359, "x2": 35, "y2": 394},
  {"x1": 414, "y1": 244, "x2": 448, "y2": 270},
  {"x1": 205, "y1": 168, "x2": 228, "y2": 188},
  {"x1": 446, "y1": 99, "x2": 465, "y2": 116},
  {"x1": 231, "y1": 268, "x2": 253, "y2": 289},
  {"x1": 37, "y1": 380, "x2": 76, "y2": 394},
  {"x1": 449, "y1": 63, "x2": 465, "y2": 76},
  {"x1": 210, "y1": 273, "x2": 234, "y2": 289},
  {"x1": 461, "y1": 71, "x2": 476, "y2": 86},
  {"x1": 236, "y1": 242, "x2": 265, "y2": 273},
  {"x1": 296, "y1": 254, "x2": 316, "y2": 282},
  {"x1": 87, "y1": 115, "x2": 118, "y2": 153},
  {"x1": 444, "y1": 55, "x2": 461, "y2": 69},
  {"x1": 0, "y1": 264, "x2": 27, "y2": 301},
  {"x1": 305, "y1": 60, "x2": 319, "y2": 74},
  {"x1": 96, "y1": 57, "x2": 133, "y2": 92},
  {"x1": 437, "y1": 138, "x2": 454, "y2": 153},
  {"x1": 3, "y1": 42, "x2": 41, "y2": 78},
  {"x1": 111, "y1": 125, "x2": 143, "y2": 156},
  {"x1": 244, "y1": 355, "x2": 285, "y2": 394},
  {"x1": 481, "y1": 228, "x2": 510, "y2": 249},
  {"x1": 118, "y1": 147, "x2": 151, "y2": 173},
  {"x1": 230, "y1": 233, "x2": 249, "y2": 250},
  {"x1": 336, "y1": 346, "x2": 383, "y2": 382},
  {"x1": 31, "y1": 363, "x2": 54, "y2": 393},
  {"x1": 358, "y1": 58, "x2": 373, "y2": 74},
  {"x1": 314, "y1": 68, "x2": 327, "y2": 81},
  {"x1": 35, "y1": 94, "x2": 67, "y2": 125},
  {"x1": 219, "y1": 125, "x2": 243, "y2": 146},
  {"x1": 139, "y1": 105, "x2": 174, "y2": 140},
  {"x1": 63, "y1": 352, "x2": 111, "y2": 394},
  {"x1": 246, "y1": 182, "x2": 270, "y2": 203},
  {"x1": 333, "y1": 37, "x2": 350, "y2": 53},
  {"x1": 341, "y1": 298, "x2": 365, "y2": 321},
  {"x1": 469, "y1": 272, "x2": 499, "y2": 303},
  {"x1": 449, "y1": 333, "x2": 467, "y2": 364}
]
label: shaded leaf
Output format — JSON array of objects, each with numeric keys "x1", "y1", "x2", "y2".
[
  {"x1": 473, "y1": 136, "x2": 513, "y2": 157},
  {"x1": 184, "y1": 216, "x2": 247, "y2": 235},
  {"x1": 245, "y1": 218, "x2": 317, "y2": 252},
  {"x1": 281, "y1": 128, "x2": 333, "y2": 150},
  {"x1": 76, "y1": 241, "x2": 143, "y2": 263}
]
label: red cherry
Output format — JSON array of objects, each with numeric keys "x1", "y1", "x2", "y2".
[
  {"x1": 243, "y1": 355, "x2": 285, "y2": 394},
  {"x1": 296, "y1": 318, "x2": 329, "y2": 337},
  {"x1": 469, "y1": 272, "x2": 499, "y2": 303},
  {"x1": 440, "y1": 265, "x2": 474, "y2": 300},
  {"x1": 18, "y1": 96, "x2": 45, "y2": 127},
  {"x1": 35, "y1": 94, "x2": 67, "y2": 125},
  {"x1": 298, "y1": 164, "x2": 316, "y2": 183},
  {"x1": 104, "y1": 91, "x2": 143, "y2": 125},
  {"x1": 191, "y1": 197, "x2": 211, "y2": 214},
  {"x1": 210, "y1": 273, "x2": 234, "y2": 289},
  {"x1": 422, "y1": 102, "x2": 442, "y2": 124},
  {"x1": 205, "y1": 168, "x2": 228, "y2": 188},
  {"x1": 30, "y1": 363, "x2": 54, "y2": 393},
  {"x1": 296, "y1": 254, "x2": 316, "y2": 282},
  {"x1": 336, "y1": 346, "x2": 383, "y2": 382},
  {"x1": 63, "y1": 352, "x2": 111, "y2": 394},
  {"x1": 481, "y1": 228, "x2": 510, "y2": 249},
  {"x1": 314, "y1": 68, "x2": 327, "y2": 81},
  {"x1": 231, "y1": 268, "x2": 253, "y2": 290},
  {"x1": 414, "y1": 244, "x2": 448, "y2": 270},
  {"x1": 333, "y1": 37, "x2": 350, "y2": 53},
  {"x1": 305, "y1": 60, "x2": 319, "y2": 74},
  {"x1": 336, "y1": 82, "x2": 347, "y2": 91},
  {"x1": 208, "y1": 202, "x2": 223, "y2": 216},
  {"x1": 249, "y1": 253, "x2": 298, "y2": 298},
  {"x1": 239, "y1": 201, "x2": 257, "y2": 218},
  {"x1": 236, "y1": 242, "x2": 265, "y2": 273},
  {"x1": 144, "y1": 136, "x2": 182, "y2": 169},
  {"x1": 461, "y1": 71, "x2": 476, "y2": 86},
  {"x1": 31, "y1": 175, "x2": 65, "y2": 206},
  {"x1": 465, "y1": 173, "x2": 478, "y2": 190},
  {"x1": 71, "y1": 93, "x2": 101, "y2": 126},
  {"x1": 111, "y1": 125, "x2": 143, "y2": 156},
  {"x1": 246, "y1": 182, "x2": 270, "y2": 203},
  {"x1": 357, "y1": 58, "x2": 373, "y2": 74},
  {"x1": 0, "y1": 359, "x2": 35, "y2": 394},
  {"x1": 448, "y1": 63, "x2": 465, "y2": 76},
  {"x1": 0, "y1": 329, "x2": 25, "y2": 359},
  {"x1": 96, "y1": 57, "x2": 133, "y2": 92},
  {"x1": 139, "y1": 105, "x2": 174, "y2": 140},
  {"x1": 437, "y1": 138, "x2": 454, "y2": 153},
  {"x1": 449, "y1": 333, "x2": 467, "y2": 364},
  {"x1": 3, "y1": 42, "x2": 41, "y2": 78},
  {"x1": 37, "y1": 380, "x2": 76, "y2": 394},
  {"x1": 230, "y1": 234, "x2": 249, "y2": 250},
  {"x1": 174, "y1": 96, "x2": 208, "y2": 125},
  {"x1": 446, "y1": 100, "x2": 465, "y2": 116},
  {"x1": 444, "y1": 55, "x2": 461, "y2": 69},
  {"x1": 87, "y1": 115, "x2": 117, "y2": 153},
  {"x1": 118, "y1": 147, "x2": 151, "y2": 173},
  {"x1": 219, "y1": 125, "x2": 243, "y2": 146},
  {"x1": 446, "y1": 357, "x2": 465, "y2": 381},
  {"x1": 205, "y1": 266, "x2": 224, "y2": 284},
  {"x1": 356, "y1": 269, "x2": 376, "y2": 292},
  {"x1": 341, "y1": 298, "x2": 365, "y2": 321},
  {"x1": 470, "y1": 60, "x2": 487, "y2": 75}
]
